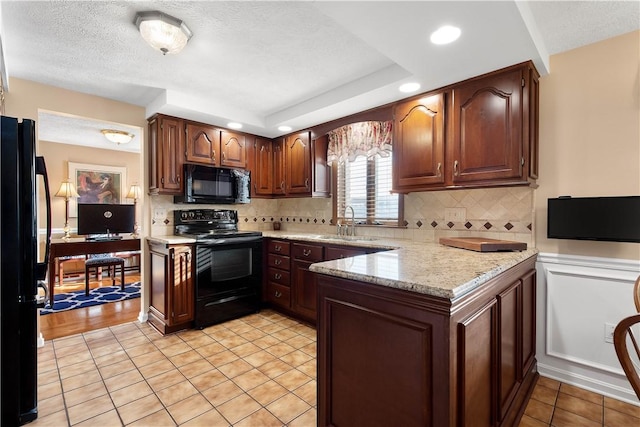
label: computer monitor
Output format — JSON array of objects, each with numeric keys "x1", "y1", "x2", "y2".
[{"x1": 77, "y1": 203, "x2": 135, "y2": 237}]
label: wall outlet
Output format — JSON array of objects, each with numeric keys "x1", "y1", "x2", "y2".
[
  {"x1": 604, "y1": 322, "x2": 616, "y2": 344},
  {"x1": 444, "y1": 207, "x2": 466, "y2": 222},
  {"x1": 153, "y1": 208, "x2": 167, "y2": 221}
]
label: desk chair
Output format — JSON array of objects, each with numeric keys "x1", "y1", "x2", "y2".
[
  {"x1": 85, "y1": 255, "x2": 125, "y2": 296},
  {"x1": 614, "y1": 313, "x2": 640, "y2": 399},
  {"x1": 57, "y1": 255, "x2": 86, "y2": 284}
]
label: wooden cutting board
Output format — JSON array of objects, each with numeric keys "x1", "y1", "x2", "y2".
[{"x1": 439, "y1": 237, "x2": 527, "y2": 252}]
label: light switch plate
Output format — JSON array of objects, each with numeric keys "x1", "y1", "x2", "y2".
[{"x1": 444, "y1": 207, "x2": 466, "y2": 222}]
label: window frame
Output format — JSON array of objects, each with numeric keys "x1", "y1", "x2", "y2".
[{"x1": 331, "y1": 154, "x2": 404, "y2": 228}]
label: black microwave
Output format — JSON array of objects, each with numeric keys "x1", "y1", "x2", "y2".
[{"x1": 174, "y1": 164, "x2": 251, "y2": 204}]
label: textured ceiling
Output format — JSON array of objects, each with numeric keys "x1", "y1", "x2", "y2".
[{"x1": 1, "y1": 1, "x2": 638, "y2": 152}]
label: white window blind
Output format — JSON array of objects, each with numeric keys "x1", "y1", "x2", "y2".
[{"x1": 337, "y1": 153, "x2": 399, "y2": 224}]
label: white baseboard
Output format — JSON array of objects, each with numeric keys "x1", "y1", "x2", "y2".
[
  {"x1": 538, "y1": 362, "x2": 639, "y2": 406},
  {"x1": 137, "y1": 311, "x2": 148, "y2": 323}
]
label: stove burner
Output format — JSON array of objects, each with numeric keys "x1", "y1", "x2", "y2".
[{"x1": 174, "y1": 209, "x2": 262, "y2": 242}]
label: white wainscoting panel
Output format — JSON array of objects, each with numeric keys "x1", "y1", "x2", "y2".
[{"x1": 536, "y1": 252, "x2": 640, "y2": 405}]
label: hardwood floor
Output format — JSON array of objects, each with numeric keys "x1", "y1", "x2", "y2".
[{"x1": 39, "y1": 271, "x2": 141, "y2": 341}]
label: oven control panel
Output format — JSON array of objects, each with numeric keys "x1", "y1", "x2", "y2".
[{"x1": 174, "y1": 209, "x2": 237, "y2": 224}]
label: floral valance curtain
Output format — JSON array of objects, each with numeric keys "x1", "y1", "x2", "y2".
[{"x1": 327, "y1": 121, "x2": 393, "y2": 163}]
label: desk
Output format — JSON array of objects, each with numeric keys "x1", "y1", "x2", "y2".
[{"x1": 48, "y1": 238, "x2": 141, "y2": 302}]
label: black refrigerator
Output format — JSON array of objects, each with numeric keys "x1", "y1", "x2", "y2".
[{"x1": 1, "y1": 116, "x2": 52, "y2": 426}]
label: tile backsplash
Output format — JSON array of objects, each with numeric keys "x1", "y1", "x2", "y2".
[{"x1": 151, "y1": 186, "x2": 534, "y2": 245}]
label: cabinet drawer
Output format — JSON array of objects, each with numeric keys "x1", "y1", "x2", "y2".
[
  {"x1": 268, "y1": 254, "x2": 290, "y2": 270},
  {"x1": 268, "y1": 240, "x2": 290, "y2": 256},
  {"x1": 292, "y1": 243, "x2": 324, "y2": 262},
  {"x1": 325, "y1": 246, "x2": 368, "y2": 261},
  {"x1": 267, "y1": 267, "x2": 290, "y2": 286},
  {"x1": 266, "y1": 282, "x2": 290, "y2": 309}
]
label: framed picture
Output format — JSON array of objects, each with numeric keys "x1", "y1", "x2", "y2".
[{"x1": 68, "y1": 162, "x2": 127, "y2": 217}]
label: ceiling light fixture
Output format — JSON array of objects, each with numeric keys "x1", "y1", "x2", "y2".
[
  {"x1": 430, "y1": 25, "x2": 461, "y2": 45},
  {"x1": 278, "y1": 125, "x2": 292, "y2": 132},
  {"x1": 227, "y1": 122, "x2": 243, "y2": 130},
  {"x1": 101, "y1": 129, "x2": 134, "y2": 145},
  {"x1": 399, "y1": 82, "x2": 421, "y2": 93},
  {"x1": 134, "y1": 11, "x2": 193, "y2": 55}
]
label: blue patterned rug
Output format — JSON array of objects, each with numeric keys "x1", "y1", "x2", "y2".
[{"x1": 40, "y1": 282, "x2": 140, "y2": 315}]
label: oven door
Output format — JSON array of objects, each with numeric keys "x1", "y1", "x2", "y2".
[{"x1": 194, "y1": 239, "x2": 262, "y2": 327}]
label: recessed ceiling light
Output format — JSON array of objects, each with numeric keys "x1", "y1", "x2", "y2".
[
  {"x1": 430, "y1": 25, "x2": 461, "y2": 45},
  {"x1": 399, "y1": 82, "x2": 421, "y2": 93},
  {"x1": 227, "y1": 122, "x2": 243, "y2": 129},
  {"x1": 278, "y1": 125, "x2": 292, "y2": 132}
]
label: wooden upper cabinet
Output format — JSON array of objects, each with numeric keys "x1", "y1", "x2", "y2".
[
  {"x1": 273, "y1": 139, "x2": 286, "y2": 196},
  {"x1": 524, "y1": 65, "x2": 540, "y2": 181},
  {"x1": 253, "y1": 137, "x2": 274, "y2": 196},
  {"x1": 148, "y1": 114, "x2": 184, "y2": 195},
  {"x1": 311, "y1": 134, "x2": 331, "y2": 197},
  {"x1": 220, "y1": 130, "x2": 246, "y2": 168},
  {"x1": 393, "y1": 93, "x2": 445, "y2": 191},
  {"x1": 285, "y1": 131, "x2": 311, "y2": 195},
  {"x1": 450, "y1": 67, "x2": 524, "y2": 184},
  {"x1": 391, "y1": 61, "x2": 539, "y2": 193},
  {"x1": 185, "y1": 122, "x2": 219, "y2": 166}
]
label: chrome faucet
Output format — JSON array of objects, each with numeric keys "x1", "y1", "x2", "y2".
[{"x1": 344, "y1": 205, "x2": 355, "y2": 237}]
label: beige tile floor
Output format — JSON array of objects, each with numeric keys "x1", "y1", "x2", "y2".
[
  {"x1": 33, "y1": 308, "x2": 640, "y2": 426},
  {"x1": 33, "y1": 310, "x2": 316, "y2": 426},
  {"x1": 519, "y1": 377, "x2": 640, "y2": 427}
]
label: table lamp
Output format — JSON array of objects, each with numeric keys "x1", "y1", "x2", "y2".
[
  {"x1": 54, "y1": 179, "x2": 79, "y2": 240},
  {"x1": 126, "y1": 184, "x2": 142, "y2": 237}
]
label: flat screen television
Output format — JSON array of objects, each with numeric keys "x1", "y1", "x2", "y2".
[
  {"x1": 77, "y1": 203, "x2": 135, "y2": 237},
  {"x1": 547, "y1": 196, "x2": 640, "y2": 243}
]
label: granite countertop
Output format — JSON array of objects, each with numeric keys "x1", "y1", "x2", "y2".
[
  {"x1": 147, "y1": 235, "x2": 196, "y2": 245},
  {"x1": 147, "y1": 231, "x2": 538, "y2": 300},
  {"x1": 262, "y1": 231, "x2": 538, "y2": 300}
]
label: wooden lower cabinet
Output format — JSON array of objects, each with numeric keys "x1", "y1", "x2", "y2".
[
  {"x1": 316, "y1": 256, "x2": 537, "y2": 427},
  {"x1": 264, "y1": 238, "x2": 384, "y2": 324},
  {"x1": 291, "y1": 242, "x2": 324, "y2": 322},
  {"x1": 148, "y1": 242, "x2": 194, "y2": 335}
]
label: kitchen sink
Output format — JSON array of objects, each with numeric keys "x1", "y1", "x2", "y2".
[{"x1": 312, "y1": 235, "x2": 379, "y2": 242}]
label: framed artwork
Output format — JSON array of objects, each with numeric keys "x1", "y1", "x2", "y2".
[{"x1": 68, "y1": 162, "x2": 127, "y2": 217}]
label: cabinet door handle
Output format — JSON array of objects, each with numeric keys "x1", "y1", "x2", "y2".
[
  {"x1": 275, "y1": 291, "x2": 282, "y2": 298},
  {"x1": 274, "y1": 245, "x2": 281, "y2": 252},
  {"x1": 305, "y1": 178, "x2": 309, "y2": 189},
  {"x1": 176, "y1": 175, "x2": 181, "y2": 183},
  {"x1": 453, "y1": 160, "x2": 459, "y2": 177},
  {"x1": 437, "y1": 162, "x2": 442, "y2": 177},
  {"x1": 212, "y1": 150, "x2": 216, "y2": 161},
  {"x1": 222, "y1": 152, "x2": 226, "y2": 161},
  {"x1": 280, "y1": 181, "x2": 285, "y2": 191},
  {"x1": 274, "y1": 259, "x2": 282, "y2": 266},
  {"x1": 302, "y1": 249, "x2": 311, "y2": 257},
  {"x1": 274, "y1": 273, "x2": 282, "y2": 280}
]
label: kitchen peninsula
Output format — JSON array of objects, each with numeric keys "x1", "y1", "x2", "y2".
[{"x1": 293, "y1": 234, "x2": 539, "y2": 427}]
